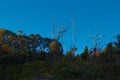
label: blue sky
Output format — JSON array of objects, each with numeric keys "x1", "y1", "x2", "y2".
[{"x1": 0, "y1": 0, "x2": 120, "y2": 54}]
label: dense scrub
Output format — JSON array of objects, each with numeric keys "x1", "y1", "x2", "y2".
[
  {"x1": 0, "y1": 28, "x2": 120, "y2": 80},
  {"x1": 0, "y1": 54, "x2": 120, "y2": 80}
]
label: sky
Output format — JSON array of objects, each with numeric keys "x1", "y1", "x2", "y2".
[{"x1": 0, "y1": 0, "x2": 120, "y2": 54}]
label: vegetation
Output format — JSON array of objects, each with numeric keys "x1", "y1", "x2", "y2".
[{"x1": 0, "y1": 28, "x2": 120, "y2": 80}]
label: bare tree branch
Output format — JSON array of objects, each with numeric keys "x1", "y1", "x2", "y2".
[{"x1": 52, "y1": 23, "x2": 68, "y2": 41}]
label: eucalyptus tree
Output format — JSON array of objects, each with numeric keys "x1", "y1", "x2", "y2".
[
  {"x1": 49, "y1": 40, "x2": 63, "y2": 58},
  {"x1": 18, "y1": 30, "x2": 23, "y2": 35},
  {"x1": 67, "y1": 19, "x2": 78, "y2": 55},
  {"x1": 81, "y1": 46, "x2": 89, "y2": 59},
  {"x1": 88, "y1": 32, "x2": 103, "y2": 48},
  {"x1": 88, "y1": 32, "x2": 104, "y2": 55},
  {"x1": 52, "y1": 23, "x2": 68, "y2": 41},
  {"x1": 0, "y1": 28, "x2": 17, "y2": 55},
  {"x1": 29, "y1": 34, "x2": 42, "y2": 53},
  {"x1": 51, "y1": 23, "x2": 67, "y2": 57},
  {"x1": 114, "y1": 34, "x2": 120, "y2": 53}
]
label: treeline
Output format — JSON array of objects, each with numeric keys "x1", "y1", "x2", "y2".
[
  {"x1": 0, "y1": 28, "x2": 120, "y2": 80},
  {"x1": 0, "y1": 28, "x2": 63, "y2": 64}
]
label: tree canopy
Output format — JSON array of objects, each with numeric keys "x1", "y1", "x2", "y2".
[{"x1": 0, "y1": 28, "x2": 120, "y2": 80}]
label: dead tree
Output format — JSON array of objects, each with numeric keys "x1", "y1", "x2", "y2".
[
  {"x1": 69, "y1": 19, "x2": 77, "y2": 55},
  {"x1": 18, "y1": 30, "x2": 23, "y2": 35},
  {"x1": 88, "y1": 32, "x2": 104, "y2": 55},
  {"x1": 88, "y1": 32, "x2": 103, "y2": 48},
  {"x1": 52, "y1": 23, "x2": 68, "y2": 41}
]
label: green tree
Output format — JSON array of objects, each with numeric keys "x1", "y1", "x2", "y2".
[
  {"x1": 0, "y1": 28, "x2": 16, "y2": 55},
  {"x1": 29, "y1": 34, "x2": 42, "y2": 53},
  {"x1": 114, "y1": 34, "x2": 120, "y2": 53},
  {"x1": 105, "y1": 42, "x2": 116, "y2": 54},
  {"x1": 49, "y1": 40, "x2": 63, "y2": 59},
  {"x1": 101, "y1": 42, "x2": 119, "y2": 63},
  {"x1": 66, "y1": 48, "x2": 77, "y2": 57},
  {"x1": 81, "y1": 46, "x2": 89, "y2": 59}
]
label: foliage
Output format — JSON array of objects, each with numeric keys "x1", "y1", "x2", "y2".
[
  {"x1": 81, "y1": 46, "x2": 89, "y2": 59},
  {"x1": 0, "y1": 28, "x2": 120, "y2": 80}
]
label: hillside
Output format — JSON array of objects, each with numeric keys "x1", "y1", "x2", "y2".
[{"x1": 0, "y1": 29, "x2": 120, "y2": 80}]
